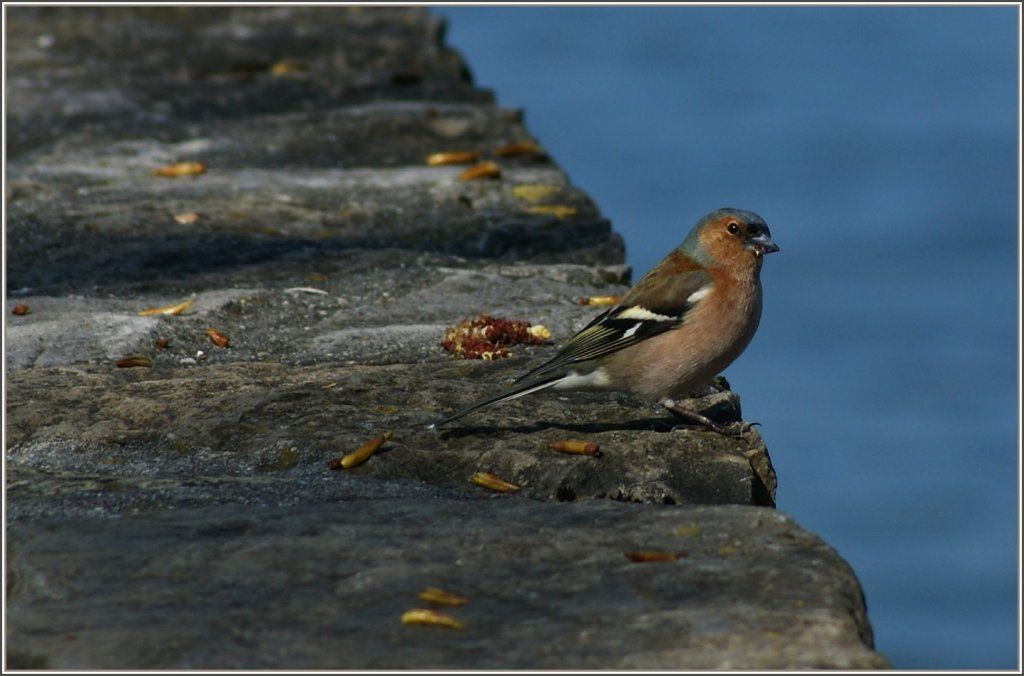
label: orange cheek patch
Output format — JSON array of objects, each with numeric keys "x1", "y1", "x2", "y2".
[{"x1": 697, "y1": 221, "x2": 742, "y2": 261}]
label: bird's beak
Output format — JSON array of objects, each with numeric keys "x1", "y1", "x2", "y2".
[{"x1": 748, "y1": 233, "x2": 779, "y2": 256}]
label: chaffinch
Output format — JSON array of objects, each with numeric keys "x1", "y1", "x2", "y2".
[{"x1": 433, "y1": 208, "x2": 779, "y2": 434}]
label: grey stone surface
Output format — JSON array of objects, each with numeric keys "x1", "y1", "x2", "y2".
[
  {"x1": 6, "y1": 499, "x2": 882, "y2": 671},
  {"x1": 4, "y1": 6, "x2": 887, "y2": 670}
]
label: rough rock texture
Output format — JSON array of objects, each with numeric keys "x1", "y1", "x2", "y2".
[
  {"x1": 4, "y1": 6, "x2": 888, "y2": 670},
  {"x1": 7, "y1": 499, "x2": 877, "y2": 671}
]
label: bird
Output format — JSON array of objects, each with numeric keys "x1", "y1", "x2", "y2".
[{"x1": 431, "y1": 207, "x2": 779, "y2": 434}]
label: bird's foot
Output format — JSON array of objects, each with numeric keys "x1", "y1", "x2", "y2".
[{"x1": 662, "y1": 400, "x2": 754, "y2": 437}]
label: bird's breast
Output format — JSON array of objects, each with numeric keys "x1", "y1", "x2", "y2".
[{"x1": 602, "y1": 274, "x2": 763, "y2": 400}]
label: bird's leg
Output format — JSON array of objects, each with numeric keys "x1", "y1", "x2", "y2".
[{"x1": 661, "y1": 399, "x2": 745, "y2": 437}]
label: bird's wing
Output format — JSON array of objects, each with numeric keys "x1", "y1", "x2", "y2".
[{"x1": 514, "y1": 266, "x2": 713, "y2": 383}]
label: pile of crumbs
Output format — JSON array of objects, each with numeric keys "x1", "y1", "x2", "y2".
[{"x1": 441, "y1": 314, "x2": 550, "y2": 360}]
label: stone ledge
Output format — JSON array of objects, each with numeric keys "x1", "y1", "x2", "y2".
[
  {"x1": 5, "y1": 499, "x2": 885, "y2": 670},
  {"x1": 4, "y1": 6, "x2": 887, "y2": 669}
]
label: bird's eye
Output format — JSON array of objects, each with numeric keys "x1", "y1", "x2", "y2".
[{"x1": 727, "y1": 222, "x2": 740, "y2": 235}]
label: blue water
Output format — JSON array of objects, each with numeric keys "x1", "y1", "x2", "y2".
[{"x1": 437, "y1": 6, "x2": 1020, "y2": 670}]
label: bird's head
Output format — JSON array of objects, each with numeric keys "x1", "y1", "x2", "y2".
[{"x1": 684, "y1": 208, "x2": 779, "y2": 267}]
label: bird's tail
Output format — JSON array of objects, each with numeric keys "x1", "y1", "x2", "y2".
[{"x1": 429, "y1": 374, "x2": 563, "y2": 429}]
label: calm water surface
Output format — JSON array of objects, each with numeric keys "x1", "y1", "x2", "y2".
[{"x1": 438, "y1": 6, "x2": 1020, "y2": 670}]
